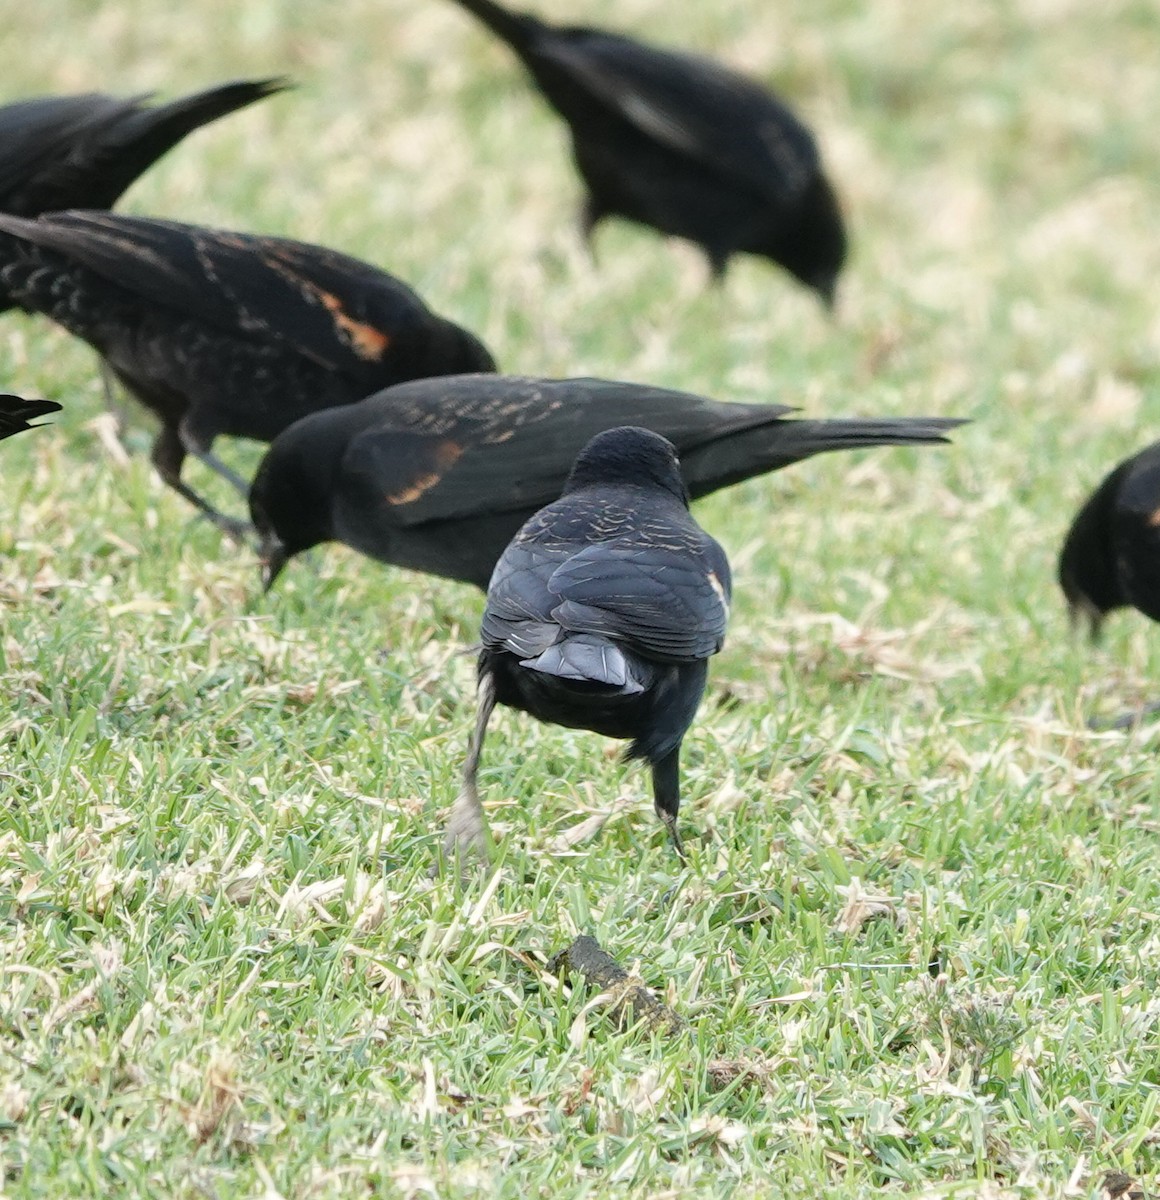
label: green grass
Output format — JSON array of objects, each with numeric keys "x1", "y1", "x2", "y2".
[{"x1": 3, "y1": 0, "x2": 1160, "y2": 1195}]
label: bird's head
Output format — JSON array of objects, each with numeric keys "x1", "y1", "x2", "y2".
[
  {"x1": 764, "y1": 173, "x2": 847, "y2": 310},
  {"x1": 1058, "y1": 463, "x2": 1132, "y2": 643},
  {"x1": 249, "y1": 409, "x2": 349, "y2": 592},
  {"x1": 563, "y1": 425, "x2": 689, "y2": 505}
]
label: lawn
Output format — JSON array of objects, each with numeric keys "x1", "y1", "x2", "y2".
[{"x1": 2, "y1": 0, "x2": 1160, "y2": 1196}]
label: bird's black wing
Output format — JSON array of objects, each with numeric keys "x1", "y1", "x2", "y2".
[
  {"x1": 336, "y1": 376, "x2": 797, "y2": 526},
  {"x1": 480, "y1": 538, "x2": 571, "y2": 659},
  {"x1": 0, "y1": 211, "x2": 430, "y2": 375},
  {"x1": 539, "y1": 32, "x2": 818, "y2": 201},
  {"x1": 545, "y1": 532, "x2": 731, "y2": 663}
]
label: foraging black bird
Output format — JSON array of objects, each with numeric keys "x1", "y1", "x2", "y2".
[
  {"x1": 0, "y1": 80, "x2": 288, "y2": 218},
  {"x1": 250, "y1": 373, "x2": 963, "y2": 590},
  {"x1": 0, "y1": 211, "x2": 497, "y2": 533},
  {"x1": 1059, "y1": 441, "x2": 1160, "y2": 640},
  {"x1": 446, "y1": 425, "x2": 730, "y2": 859},
  {"x1": 0, "y1": 394, "x2": 61, "y2": 441},
  {"x1": 447, "y1": 0, "x2": 846, "y2": 301}
]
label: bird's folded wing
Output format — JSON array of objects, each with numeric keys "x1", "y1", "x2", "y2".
[
  {"x1": 480, "y1": 542, "x2": 568, "y2": 656},
  {"x1": 538, "y1": 35, "x2": 817, "y2": 201},
  {"x1": 339, "y1": 379, "x2": 798, "y2": 527},
  {"x1": 546, "y1": 538, "x2": 730, "y2": 662},
  {"x1": 0, "y1": 211, "x2": 423, "y2": 373}
]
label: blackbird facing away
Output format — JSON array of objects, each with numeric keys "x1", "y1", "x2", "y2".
[
  {"x1": 250, "y1": 373, "x2": 963, "y2": 590},
  {"x1": 447, "y1": 0, "x2": 846, "y2": 301},
  {"x1": 0, "y1": 80, "x2": 288, "y2": 219},
  {"x1": 1059, "y1": 441, "x2": 1160, "y2": 640},
  {"x1": 0, "y1": 394, "x2": 62, "y2": 441},
  {"x1": 445, "y1": 425, "x2": 731, "y2": 861},
  {"x1": 0, "y1": 211, "x2": 496, "y2": 534}
]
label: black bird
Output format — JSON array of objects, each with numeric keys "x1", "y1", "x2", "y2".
[
  {"x1": 446, "y1": 425, "x2": 730, "y2": 860},
  {"x1": 0, "y1": 394, "x2": 61, "y2": 441},
  {"x1": 0, "y1": 80, "x2": 288, "y2": 218},
  {"x1": 1059, "y1": 441, "x2": 1160, "y2": 640},
  {"x1": 250, "y1": 373, "x2": 963, "y2": 591},
  {"x1": 447, "y1": 0, "x2": 845, "y2": 301},
  {"x1": 0, "y1": 211, "x2": 497, "y2": 533}
]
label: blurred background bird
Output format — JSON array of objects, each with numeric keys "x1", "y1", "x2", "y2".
[{"x1": 446, "y1": 0, "x2": 846, "y2": 302}]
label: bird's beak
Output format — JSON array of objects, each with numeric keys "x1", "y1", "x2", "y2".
[{"x1": 259, "y1": 533, "x2": 289, "y2": 593}]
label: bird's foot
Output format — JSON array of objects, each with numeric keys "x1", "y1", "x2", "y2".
[
  {"x1": 429, "y1": 785, "x2": 492, "y2": 878},
  {"x1": 658, "y1": 811, "x2": 687, "y2": 865}
]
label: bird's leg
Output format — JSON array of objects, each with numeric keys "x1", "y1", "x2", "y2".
[
  {"x1": 703, "y1": 246, "x2": 730, "y2": 286},
  {"x1": 179, "y1": 416, "x2": 251, "y2": 500},
  {"x1": 579, "y1": 194, "x2": 606, "y2": 265},
  {"x1": 151, "y1": 424, "x2": 252, "y2": 543},
  {"x1": 442, "y1": 671, "x2": 497, "y2": 864},
  {"x1": 97, "y1": 359, "x2": 128, "y2": 433},
  {"x1": 650, "y1": 747, "x2": 687, "y2": 863}
]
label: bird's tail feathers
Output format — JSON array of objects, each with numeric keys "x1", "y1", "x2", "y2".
[
  {"x1": 521, "y1": 635, "x2": 645, "y2": 693},
  {"x1": 685, "y1": 416, "x2": 967, "y2": 495},
  {"x1": 119, "y1": 79, "x2": 290, "y2": 156},
  {"x1": 0, "y1": 394, "x2": 62, "y2": 441}
]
